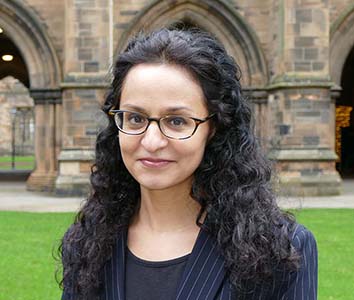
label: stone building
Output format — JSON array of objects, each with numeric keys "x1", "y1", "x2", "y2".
[
  {"x1": 0, "y1": 76, "x2": 34, "y2": 156},
  {"x1": 0, "y1": 0, "x2": 353, "y2": 196}
]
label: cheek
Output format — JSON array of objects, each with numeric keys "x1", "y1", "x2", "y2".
[
  {"x1": 177, "y1": 137, "x2": 208, "y2": 167},
  {"x1": 119, "y1": 136, "x2": 138, "y2": 163}
]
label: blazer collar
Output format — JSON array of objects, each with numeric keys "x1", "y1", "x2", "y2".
[
  {"x1": 175, "y1": 228, "x2": 227, "y2": 300},
  {"x1": 104, "y1": 226, "x2": 227, "y2": 300}
]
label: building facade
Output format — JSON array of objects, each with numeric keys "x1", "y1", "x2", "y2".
[{"x1": 0, "y1": 0, "x2": 353, "y2": 196}]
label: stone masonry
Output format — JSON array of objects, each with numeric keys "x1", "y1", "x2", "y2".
[{"x1": 1, "y1": 0, "x2": 354, "y2": 196}]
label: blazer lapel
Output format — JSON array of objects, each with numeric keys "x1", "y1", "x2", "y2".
[
  {"x1": 103, "y1": 228, "x2": 127, "y2": 300},
  {"x1": 103, "y1": 226, "x2": 231, "y2": 300},
  {"x1": 175, "y1": 228, "x2": 227, "y2": 300}
]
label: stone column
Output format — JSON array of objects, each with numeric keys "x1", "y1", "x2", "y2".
[
  {"x1": 26, "y1": 89, "x2": 62, "y2": 192},
  {"x1": 244, "y1": 88, "x2": 269, "y2": 150},
  {"x1": 267, "y1": 0, "x2": 341, "y2": 196},
  {"x1": 55, "y1": 0, "x2": 111, "y2": 196}
]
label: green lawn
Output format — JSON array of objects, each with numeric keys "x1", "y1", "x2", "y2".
[
  {"x1": 0, "y1": 209, "x2": 353, "y2": 300},
  {"x1": 0, "y1": 212, "x2": 75, "y2": 300},
  {"x1": 294, "y1": 209, "x2": 354, "y2": 300},
  {"x1": 0, "y1": 156, "x2": 35, "y2": 170}
]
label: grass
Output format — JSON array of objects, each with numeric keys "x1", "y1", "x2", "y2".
[
  {"x1": 293, "y1": 209, "x2": 354, "y2": 300},
  {"x1": 0, "y1": 212, "x2": 75, "y2": 300},
  {"x1": 0, "y1": 209, "x2": 353, "y2": 300},
  {"x1": 0, "y1": 156, "x2": 35, "y2": 170},
  {"x1": 0, "y1": 156, "x2": 35, "y2": 162}
]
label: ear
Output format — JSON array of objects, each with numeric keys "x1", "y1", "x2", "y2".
[{"x1": 207, "y1": 126, "x2": 216, "y2": 142}]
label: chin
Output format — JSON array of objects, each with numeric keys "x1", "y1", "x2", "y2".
[
  {"x1": 140, "y1": 181, "x2": 174, "y2": 191},
  {"x1": 135, "y1": 173, "x2": 191, "y2": 191}
]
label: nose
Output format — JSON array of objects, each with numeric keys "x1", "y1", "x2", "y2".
[{"x1": 140, "y1": 121, "x2": 168, "y2": 152}]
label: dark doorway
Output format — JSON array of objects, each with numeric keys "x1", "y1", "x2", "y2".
[
  {"x1": 336, "y1": 46, "x2": 354, "y2": 177},
  {"x1": 0, "y1": 27, "x2": 33, "y2": 179},
  {"x1": 0, "y1": 28, "x2": 29, "y2": 87}
]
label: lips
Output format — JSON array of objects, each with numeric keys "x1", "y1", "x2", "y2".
[{"x1": 139, "y1": 157, "x2": 173, "y2": 168}]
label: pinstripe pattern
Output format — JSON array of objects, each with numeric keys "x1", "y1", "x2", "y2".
[
  {"x1": 62, "y1": 222, "x2": 317, "y2": 300},
  {"x1": 175, "y1": 229, "x2": 226, "y2": 300},
  {"x1": 103, "y1": 229, "x2": 127, "y2": 300}
]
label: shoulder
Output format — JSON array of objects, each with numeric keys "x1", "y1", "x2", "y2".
[
  {"x1": 278, "y1": 218, "x2": 318, "y2": 270},
  {"x1": 272, "y1": 218, "x2": 318, "y2": 271},
  {"x1": 276, "y1": 217, "x2": 317, "y2": 252},
  {"x1": 268, "y1": 221, "x2": 318, "y2": 299},
  {"x1": 288, "y1": 222, "x2": 317, "y2": 256}
]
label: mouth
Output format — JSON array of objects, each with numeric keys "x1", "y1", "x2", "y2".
[{"x1": 138, "y1": 158, "x2": 174, "y2": 168}]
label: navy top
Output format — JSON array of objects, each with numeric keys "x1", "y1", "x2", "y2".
[{"x1": 125, "y1": 248, "x2": 189, "y2": 300}]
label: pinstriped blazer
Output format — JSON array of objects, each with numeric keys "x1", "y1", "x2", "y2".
[
  {"x1": 61, "y1": 222, "x2": 317, "y2": 300},
  {"x1": 100, "y1": 223, "x2": 317, "y2": 300}
]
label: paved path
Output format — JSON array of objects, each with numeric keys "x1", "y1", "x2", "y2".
[
  {"x1": 0, "y1": 182, "x2": 83, "y2": 212},
  {"x1": 0, "y1": 180, "x2": 353, "y2": 212}
]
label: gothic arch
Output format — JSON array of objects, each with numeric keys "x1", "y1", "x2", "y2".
[
  {"x1": 0, "y1": 0, "x2": 62, "y2": 191},
  {"x1": 330, "y1": 3, "x2": 354, "y2": 85},
  {"x1": 115, "y1": 0, "x2": 268, "y2": 87},
  {"x1": 0, "y1": 0, "x2": 61, "y2": 88}
]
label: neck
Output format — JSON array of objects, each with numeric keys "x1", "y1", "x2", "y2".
[{"x1": 131, "y1": 184, "x2": 202, "y2": 233}]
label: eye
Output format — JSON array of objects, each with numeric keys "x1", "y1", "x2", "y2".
[
  {"x1": 166, "y1": 116, "x2": 188, "y2": 127},
  {"x1": 127, "y1": 112, "x2": 145, "y2": 124}
]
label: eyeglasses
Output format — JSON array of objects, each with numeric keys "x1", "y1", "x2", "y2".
[{"x1": 108, "y1": 109, "x2": 214, "y2": 140}]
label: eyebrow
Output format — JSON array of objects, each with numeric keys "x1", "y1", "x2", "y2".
[{"x1": 120, "y1": 103, "x2": 194, "y2": 114}]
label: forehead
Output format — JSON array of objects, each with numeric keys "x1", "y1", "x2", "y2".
[{"x1": 120, "y1": 63, "x2": 208, "y2": 114}]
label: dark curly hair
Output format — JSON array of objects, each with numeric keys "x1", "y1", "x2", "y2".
[{"x1": 59, "y1": 28, "x2": 300, "y2": 299}]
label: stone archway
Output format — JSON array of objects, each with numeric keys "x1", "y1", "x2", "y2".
[
  {"x1": 330, "y1": 3, "x2": 354, "y2": 86},
  {"x1": 115, "y1": 0, "x2": 269, "y2": 145},
  {"x1": 115, "y1": 0, "x2": 268, "y2": 88},
  {"x1": 330, "y1": 4, "x2": 354, "y2": 178},
  {"x1": 0, "y1": 0, "x2": 62, "y2": 191}
]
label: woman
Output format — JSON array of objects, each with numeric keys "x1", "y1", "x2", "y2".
[{"x1": 60, "y1": 28, "x2": 318, "y2": 300}]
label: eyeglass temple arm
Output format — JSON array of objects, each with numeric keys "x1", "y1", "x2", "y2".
[
  {"x1": 193, "y1": 113, "x2": 216, "y2": 124},
  {"x1": 108, "y1": 109, "x2": 119, "y2": 116}
]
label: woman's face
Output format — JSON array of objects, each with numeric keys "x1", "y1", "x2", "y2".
[{"x1": 118, "y1": 63, "x2": 212, "y2": 192}]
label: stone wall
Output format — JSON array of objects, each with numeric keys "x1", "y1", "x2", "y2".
[
  {"x1": 268, "y1": 86, "x2": 340, "y2": 196},
  {"x1": 330, "y1": 0, "x2": 354, "y2": 24},
  {"x1": 4, "y1": 0, "x2": 354, "y2": 196},
  {"x1": 24, "y1": 0, "x2": 65, "y2": 63}
]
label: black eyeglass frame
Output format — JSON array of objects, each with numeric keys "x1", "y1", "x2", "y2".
[{"x1": 108, "y1": 109, "x2": 215, "y2": 140}]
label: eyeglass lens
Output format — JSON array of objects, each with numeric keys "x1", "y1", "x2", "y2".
[{"x1": 115, "y1": 111, "x2": 196, "y2": 139}]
